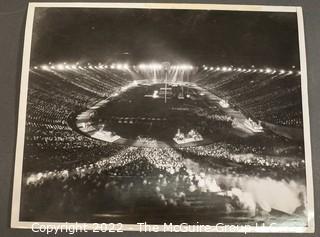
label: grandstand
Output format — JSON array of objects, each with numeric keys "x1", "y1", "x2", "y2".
[{"x1": 21, "y1": 62, "x2": 306, "y2": 224}]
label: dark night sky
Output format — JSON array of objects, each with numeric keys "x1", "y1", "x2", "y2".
[{"x1": 30, "y1": 7, "x2": 300, "y2": 68}]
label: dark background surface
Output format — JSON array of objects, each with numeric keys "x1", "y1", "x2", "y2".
[
  {"x1": 0, "y1": 0, "x2": 319, "y2": 236},
  {"x1": 30, "y1": 7, "x2": 300, "y2": 67}
]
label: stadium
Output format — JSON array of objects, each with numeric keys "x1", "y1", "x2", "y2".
[{"x1": 19, "y1": 7, "x2": 307, "y2": 226}]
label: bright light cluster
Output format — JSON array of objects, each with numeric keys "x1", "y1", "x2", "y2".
[
  {"x1": 138, "y1": 63, "x2": 163, "y2": 70},
  {"x1": 170, "y1": 65, "x2": 193, "y2": 70},
  {"x1": 110, "y1": 63, "x2": 129, "y2": 70},
  {"x1": 138, "y1": 63, "x2": 193, "y2": 70},
  {"x1": 202, "y1": 65, "x2": 300, "y2": 75},
  {"x1": 33, "y1": 62, "x2": 300, "y2": 75},
  {"x1": 34, "y1": 62, "x2": 128, "y2": 71}
]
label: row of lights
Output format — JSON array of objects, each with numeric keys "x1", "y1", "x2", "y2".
[
  {"x1": 138, "y1": 63, "x2": 193, "y2": 70},
  {"x1": 33, "y1": 63, "x2": 194, "y2": 71},
  {"x1": 33, "y1": 63, "x2": 129, "y2": 71},
  {"x1": 138, "y1": 63, "x2": 163, "y2": 70},
  {"x1": 32, "y1": 63, "x2": 300, "y2": 75},
  {"x1": 202, "y1": 65, "x2": 300, "y2": 75},
  {"x1": 171, "y1": 65, "x2": 193, "y2": 70},
  {"x1": 110, "y1": 63, "x2": 129, "y2": 70}
]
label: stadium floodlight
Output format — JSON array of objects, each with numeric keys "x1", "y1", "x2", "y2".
[
  {"x1": 204, "y1": 66, "x2": 208, "y2": 70},
  {"x1": 98, "y1": 65, "x2": 104, "y2": 69},
  {"x1": 123, "y1": 64, "x2": 129, "y2": 69},
  {"x1": 176, "y1": 64, "x2": 192, "y2": 70},
  {"x1": 147, "y1": 63, "x2": 161, "y2": 70},
  {"x1": 210, "y1": 67, "x2": 214, "y2": 70},
  {"x1": 298, "y1": 71, "x2": 301, "y2": 75},
  {"x1": 222, "y1": 66, "x2": 228, "y2": 72},
  {"x1": 259, "y1": 69, "x2": 264, "y2": 73},
  {"x1": 41, "y1": 65, "x2": 49, "y2": 70},
  {"x1": 66, "y1": 65, "x2": 71, "y2": 69},
  {"x1": 216, "y1": 67, "x2": 221, "y2": 71},
  {"x1": 288, "y1": 70, "x2": 293, "y2": 74},
  {"x1": 228, "y1": 67, "x2": 232, "y2": 71},
  {"x1": 56, "y1": 64, "x2": 64, "y2": 70},
  {"x1": 88, "y1": 65, "x2": 93, "y2": 69},
  {"x1": 110, "y1": 64, "x2": 115, "y2": 69},
  {"x1": 71, "y1": 65, "x2": 77, "y2": 69},
  {"x1": 280, "y1": 69, "x2": 285, "y2": 74},
  {"x1": 33, "y1": 66, "x2": 38, "y2": 69},
  {"x1": 265, "y1": 68, "x2": 272, "y2": 73},
  {"x1": 138, "y1": 64, "x2": 146, "y2": 70},
  {"x1": 50, "y1": 66, "x2": 55, "y2": 69}
]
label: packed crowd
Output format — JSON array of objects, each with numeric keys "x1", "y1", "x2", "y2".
[
  {"x1": 194, "y1": 107, "x2": 233, "y2": 123},
  {"x1": 25, "y1": 68, "x2": 305, "y2": 174},
  {"x1": 20, "y1": 66, "x2": 307, "y2": 223},
  {"x1": 23, "y1": 139, "x2": 306, "y2": 221},
  {"x1": 24, "y1": 70, "x2": 135, "y2": 172},
  {"x1": 178, "y1": 143, "x2": 305, "y2": 175},
  {"x1": 196, "y1": 69, "x2": 303, "y2": 128},
  {"x1": 25, "y1": 145, "x2": 184, "y2": 185},
  {"x1": 25, "y1": 138, "x2": 305, "y2": 188}
]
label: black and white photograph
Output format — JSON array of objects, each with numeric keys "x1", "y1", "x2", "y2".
[{"x1": 11, "y1": 2, "x2": 314, "y2": 232}]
